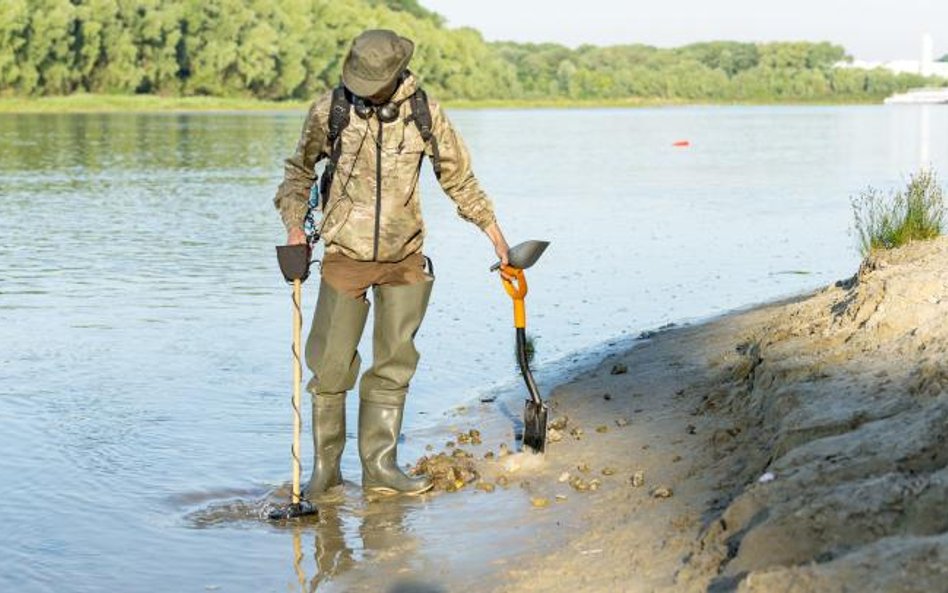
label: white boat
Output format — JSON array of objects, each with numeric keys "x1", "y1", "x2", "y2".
[{"x1": 884, "y1": 87, "x2": 948, "y2": 104}]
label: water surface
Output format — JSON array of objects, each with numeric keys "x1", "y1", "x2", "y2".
[{"x1": 1, "y1": 104, "x2": 946, "y2": 592}]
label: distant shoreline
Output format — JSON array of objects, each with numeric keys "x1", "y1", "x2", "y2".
[{"x1": 0, "y1": 93, "x2": 887, "y2": 114}]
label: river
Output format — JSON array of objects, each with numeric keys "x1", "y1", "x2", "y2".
[{"x1": 1, "y1": 104, "x2": 945, "y2": 592}]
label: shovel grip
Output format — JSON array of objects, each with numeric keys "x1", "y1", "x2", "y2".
[{"x1": 500, "y1": 266, "x2": 527, "y2": 328}]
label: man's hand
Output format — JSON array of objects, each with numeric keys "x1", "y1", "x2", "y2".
[
  {"x1": 287, "y1": 227, "x2": 307, "y2": 246},
  {"x1": 484, "y1": 221, "x2": 514, "y2": 280}
]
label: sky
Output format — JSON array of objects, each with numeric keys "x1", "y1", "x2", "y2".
[{"x1": 422, "y1": 0, "x2": 947, "y2": 62}]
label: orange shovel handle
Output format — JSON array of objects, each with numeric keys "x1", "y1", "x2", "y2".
[{"x1": 500, "y1": 266, "x2": 528, "y2": 329}]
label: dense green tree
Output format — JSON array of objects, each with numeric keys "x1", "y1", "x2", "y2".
[
  {"x1": 21, "y1": 0, "x2": 78, "y2": 94},
  {"x1": 806, "y1": 42, "x2": 848, "y2": 69},
  {"x1": 0, "y1": 0, "x2": 943, "y2": 102},
  {"x1": 0, "y1": 0, "x2": 32, "y2": 92},
  {"x1": 93, "y1": 2, "x2": 140, "y2": 93},
  {"x1": 677, "y1": 42, "x2": 759, "y2": 76}
]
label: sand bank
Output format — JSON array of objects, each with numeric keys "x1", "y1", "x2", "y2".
[{"x1": 452, "y1": 237, "x2": 948, "y2": 592}]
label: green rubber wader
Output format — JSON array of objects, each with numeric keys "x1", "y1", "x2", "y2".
[
  {"x1": 358, "y1": 279, "x2": 434, "y2": 494},
  {"x1": 303, "y1": 279, "x2": 370, "y2": 498}
]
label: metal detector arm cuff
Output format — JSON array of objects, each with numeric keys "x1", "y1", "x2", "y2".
[{"x1": 276, "y1": 244, "x2": 312, "y2": 283}]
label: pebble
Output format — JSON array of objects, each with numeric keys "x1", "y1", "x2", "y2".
[
  {"x1": 672, "y1": 455, "x2": 682, "y2": 463},
  {"x1": 483, "y1": 451, "x2": 495, "y2": 460},
  {"x1": 589, "y1": 479, "x2": 601, "y2": 492},
  {"x1": 455, "y1": 429, "x2": 482, "y2": 445},
  {"x1": 615, "y1": 418, "x2": 630, "y2": 427},
  {"x1": 475, "y1": 482, "x2": 496, "y2": 493},
  {"x1": 576, "y1": 462, "x2": 591, "y2": 474},
  {"x1": 569, "y1": 476, "x2": 590, "y2": 492},
  {"x1": 531, "y1": 497, "x2": 550, "y2": 508},
  {"x1": 631, "y1": 471, "x2": 645, "y2": 487},
  {"x1": 495, "y1": 475, "x2": 509, "y2": 487},
  {"x1": 413, "y1": 451, "x2": 479, "y2": 492},
  {"x1": 547, "y1": 428, "x2": 563, "y2": 443},
  {"x1": 610, "y1": 363, "x2": 628, "y2": 375},
  {"x1": 558, "y1": 472, "x2": 571, "y2": 483},
  {"x1": 555, "y1": 494, "x2": 568, "y2": 503},
  {"x1": 652, "y1": 486, "x2": 674, "y2": 498},
  {"x1": 596, "y1": 425, "x2": 609, "y2": 433},
  {"x1": 549, "y1": 416, "x2": 569, "y2": 431},
  {"x1": 601, "y1": 467, "x2": 616, "y2": 476},
  {"x1": 603, "y1": 393, "x2": 612, "y2": 401},
  {"x1": 570, "y1": 427, "x2": 584, "y2": 440}
]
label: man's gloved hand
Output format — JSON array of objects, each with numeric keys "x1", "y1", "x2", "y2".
[{"x1": 287, "y1": 227, "x2": 307, "y2": 246}]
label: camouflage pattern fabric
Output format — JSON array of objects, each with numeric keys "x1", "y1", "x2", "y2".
[{"x1": 273, "y1": 73, "x2": 496, "y2": 262}]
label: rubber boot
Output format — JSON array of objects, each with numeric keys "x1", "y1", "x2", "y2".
[
  {"x1": 358, "y1": 279, "x2": 434, "y2": 495},
  {"x1": 303, "y1": 279, "x2": 369, "y2": 499}
]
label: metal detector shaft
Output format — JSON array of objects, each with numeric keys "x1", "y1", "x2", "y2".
[
  {"x1": 291, "y1": 279, "x2": 303, "y2": 506},
  {"x1": 270, "y1": 244, "x2": 318, "y2": 521}
]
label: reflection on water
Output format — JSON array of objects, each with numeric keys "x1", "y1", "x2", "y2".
[
  {"x1": 1, "y1": 106, "x2": 946, "y2": 592},
  {"x1": 179, "y1": 479, "x2": 511, "y2": 592}
]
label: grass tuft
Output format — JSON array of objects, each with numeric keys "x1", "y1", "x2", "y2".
[{"x1": 851, "y1": 169, "x2": 944, "y2": 255}]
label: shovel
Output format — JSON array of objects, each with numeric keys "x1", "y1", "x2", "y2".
[
  {"x1": 493, "y1": 240, "x2": 550, "y2": 454},
  {"x1": 270, "y1": 244, "x2": 318, "y2": 521}
]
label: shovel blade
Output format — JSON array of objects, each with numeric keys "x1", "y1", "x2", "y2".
[
  {"x1": 490, "y1": 240, "x2": 550, "y2": 272},
  {"x1": 522, "y1": 400, "x2": 549, "y2": 454}
]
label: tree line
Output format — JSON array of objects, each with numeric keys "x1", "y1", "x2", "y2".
[{"x1": 0, "y1": 0, "x2": 943, "y2": 102}]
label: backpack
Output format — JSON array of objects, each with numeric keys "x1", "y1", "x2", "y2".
[{"x1": 317, "y1": 85, "x2": 442, "y2": 212}]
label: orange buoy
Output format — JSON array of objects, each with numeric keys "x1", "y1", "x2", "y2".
[{"x1": 673, "y1": 140, "x2": 690, "y2": 147}]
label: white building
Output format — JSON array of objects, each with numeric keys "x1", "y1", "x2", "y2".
[{"x1": 838, "y1": 33, "x2": 948, "y2": 78}]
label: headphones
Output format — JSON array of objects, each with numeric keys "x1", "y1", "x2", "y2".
[
  {"x1": 352, "y1": 96, "x2": 402, "y2": 123},
  {"x1": 348, "y1": 71, "x2": 408, "y2": 123}
]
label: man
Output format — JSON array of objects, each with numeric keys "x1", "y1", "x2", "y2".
[{"x1": 273, "y1": 29, "x2": 511, "y2": 497}]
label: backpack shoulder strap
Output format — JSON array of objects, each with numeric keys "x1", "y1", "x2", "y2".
[
  {"x1": 409, "y1": 88, "x2": 442, "y2": 179},
  {"x1": 327, "y1": 85, "x2": 350, "y2": 142},
  {"x1": 318, "y1": 85, "x2": 351, "y2": 209}
]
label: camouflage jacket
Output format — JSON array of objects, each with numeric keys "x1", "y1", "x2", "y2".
[{"x1": 273, "y1": 74, "x2": 496, "y2": 262}]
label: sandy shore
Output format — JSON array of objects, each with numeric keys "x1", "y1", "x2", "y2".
[{"x1": 424, "y1": 237, "x2": 948, "y2": 592}]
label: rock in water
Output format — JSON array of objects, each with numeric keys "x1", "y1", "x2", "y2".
[{"x1": 631, "y1": 471, "x2": 645, "y2": 487}]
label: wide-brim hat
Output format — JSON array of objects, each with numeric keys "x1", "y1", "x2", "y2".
[{"x1": 342, "y1": 29, "x2": 414, "y2": 98}]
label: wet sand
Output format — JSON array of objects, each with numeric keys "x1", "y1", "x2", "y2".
[{"x1": 450, "y1": 236, "x2": 948, "y2": 592}]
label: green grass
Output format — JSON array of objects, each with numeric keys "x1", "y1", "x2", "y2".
[
  {"x1": 446, "y1": 95, "x2": 885, "y2": 109},
  {"x1": 0, "y1": 93, "x2": 309, "y2": 113},
  {"x1": 0, "y1": 92, "x2": 887, "y2": 114},
  {"x1": 852, "y1": 169, "x2": 945, "y2": 255}
]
